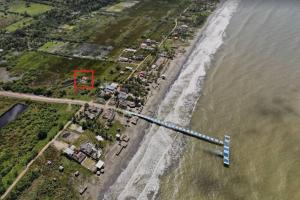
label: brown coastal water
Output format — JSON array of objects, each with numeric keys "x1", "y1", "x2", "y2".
[{"x1": 159, "y1": 0, "x2": 300, "y2": 200}]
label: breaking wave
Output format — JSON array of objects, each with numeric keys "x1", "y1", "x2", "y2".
[{"x1": 103, "y1": 0, "x2": 240, "y2": 199}]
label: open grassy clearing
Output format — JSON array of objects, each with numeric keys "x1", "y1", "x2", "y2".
[
  {"x1": 38, "y1": 41, "x2": 67, "y2": 53},
  {"x1": 104, "y1": 1, "x2": 139, "y2": 12},
  {"x1": 0, "y1": 11, "x2": 21, "y2": 29},
  {"x1": 5, "y1": 146, "x2": 91, "y2": 200},
  {"x1": 8, "y1": 1, "x2": 53, "y2": 16},
  {"x1": 90, "y1": 0, "x2": 188, "y2": 46},
  {"x1": 5, "y1": 17, "x2": 33, "y2": 32},
  {"x1": 47, "y1": 0, "x2": 188, "y2": 57},
  {"x1": 0, "y1": 97, "x2": 79, "y2": 195}
]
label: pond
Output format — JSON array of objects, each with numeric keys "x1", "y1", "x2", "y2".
[{"x1": 0, "y1": 103, "x2": 28, "y2": 128}]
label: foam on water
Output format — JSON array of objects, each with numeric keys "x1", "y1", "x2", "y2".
[{"x1": 103, "y1": 1, "x2": 240, "y2": 199}]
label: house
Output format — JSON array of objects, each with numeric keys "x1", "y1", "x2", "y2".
[
  {"x1": 81, "y1": 76, "x2": 88, "y2": 84},
  {"x1": 102, "y1": 109, "x2": 115, "y2": 122},
  {"x1": 127, "y1": 101, "x2": 136, "y2": 108},
  {"x1": 63, "y1": 147, "x2": 74, "y2": 158},
  {"x1": 111, "y1": 82, "x2": 119, "y2": 89},
  {"x1": 105, "y1": 83, "x2": 118, "y2": 94},
  {"x1": 121, "y1": 135, "x2": 130, "y2": 142},
  {"x1": 95, "y1": 160, "x2": 105, "y2": 170},
  {"x1": 105, "y1": 85, "x2": 116, "y2": 94},
  {"x1": 80, "y1": 142, "x2": 101, "y2": 160},
  {"x1": 118, "y1": 57, "x2": 130, "y2": 62},
  {"x1": 140, "y1": 43, "x2": 148, "y2": 49},
  {"x1": 132, "y1": 55, "x2": 144, "y2": 61},
  {"x1": 119, "y1": 86, "x2": 129, "y2": 93},
  {"x1": 96, "y1": 135, "x2": 104, "y2": 142},
  {"x1": 123, "y1": 48, "x2": 137, "y2": 53},
  {"x1": 118, "y1": 92, "x2": 128, "y2": 100},
  {"x1": 131, "y1": 116, "x2": 139, "y2": 125},
  {"x1": 80, "y1": 142, "x2": 95, "y2": 155},
  {"x1": 72, "y1": 151, "x2": 87, "y2": 163},
  {"x1": 125, "y1": 66, "x2": 133, "y2": 71},
  {"x1": 118, "y1": 99, "x2": 127, "y2": 109}
]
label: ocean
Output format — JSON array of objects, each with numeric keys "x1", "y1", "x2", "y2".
[
  {"x1": 159, "y1": 0, "x2": 300, "y2": 199},
  {"x1": 104, "y1": 0, "x2": 300, "y2": 199}
]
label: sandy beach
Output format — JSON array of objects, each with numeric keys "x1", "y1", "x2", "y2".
[{"x1": 95, "y1": 6, "x2": 223, "y2": 198}]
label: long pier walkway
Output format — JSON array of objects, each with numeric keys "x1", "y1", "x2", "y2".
[
  {"x1": 126, "y1": 111, "x2": 224, "y2": 146},
  {"x1": 124, "y1": 110, "x2": 231, "y2": 167}
]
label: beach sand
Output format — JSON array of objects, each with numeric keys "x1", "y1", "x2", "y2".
[{"x1": 94, "y1": 7, "x2": 222, "y2": 198}]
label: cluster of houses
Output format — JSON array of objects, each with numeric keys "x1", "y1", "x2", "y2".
[
  {"x1": 98, "y1": 82, "x2": 141, "y2": 111},
  {"x1": 140, "y1": 39, "x2": 158, "y2": 51},
  {"x1": 63, "y1": 142, "x2": 104, "y2": 174},
  {"x1": 173, "y1": 24, "x2": 189, "y2": 38}
]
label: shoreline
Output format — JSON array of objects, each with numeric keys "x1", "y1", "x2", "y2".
[{"x1": 96, "y1": 4, "x2": 223, "y2": 199}]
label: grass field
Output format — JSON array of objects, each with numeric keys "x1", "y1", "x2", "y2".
[
  {"x1": 8, "y1": 1, "x2": 53, "y2": 16},
  {"x1": 11, "y1": 51, "x2": 131, "y2": 84},
  {"x1": 38, "y1": 41, "x2": 67, "y2": 53},
  {"x1": 0, "y1": 98, "x2": 79, "y2": 194},
  {"x1": 104, "y1": 1, "x2": 139, "y2": 12},
  {"x1": 5, "y1": 17, "x2": 33, "y2": 32},
  {"x1": 0, "y1": 12, "x2": 21, "y2": 29},
  {"x1": 5, "y1": 146, "x2": 91, "y2": 200},
  {"x1": 48, "y1": 0, "x2": 188, "y2": 57}
]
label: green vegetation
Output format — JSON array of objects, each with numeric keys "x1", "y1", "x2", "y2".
[
  {"x1": 0, "y1": 98, "x2": 79, "y2": 195},
  {"x1": 0, "y1": 97, "x2": 19, "y2": 115},
  {"x1": 38, "y1": 41, "x2": 67, "y2": 53},
  {"x1": 6, "y1": 146, "x2": 90, "y2": 200},
  {"x1": 0, "y1": 12, "x2": 21, "y2": 29},
  {"x1": 5, "y1": 17, "x2": 33, "y2": 32},
  {"x1": 8, "y1": 1, "x2": 53, "y2": 16}
]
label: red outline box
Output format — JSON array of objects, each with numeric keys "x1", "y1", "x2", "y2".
[{"x1": 74, "y1": 69, "x2": 95, "y2": 91}]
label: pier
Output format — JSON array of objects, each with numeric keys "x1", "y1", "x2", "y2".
[{"x1": 124, "y1": 110, "x2": 231, "y2": 167}]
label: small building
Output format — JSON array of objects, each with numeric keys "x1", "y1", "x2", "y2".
[
  {"x1": 131, "y1": 116, "x2": 139, "y2": 125},
  {"x1": 72, "y1": 151, "x2": 86, "y2": 163},
  {"x1": 59, "y1": 166, "x2": 64, "y2": 172},
  {"x1": 95, "y1": 160, "x2": 105, "y2": 170},
  {"x1": 118, "y1": 57, "x2": 130, "y2": 62},
  {"x1": 63, "y1": 147, "x2": 74, "y2": 158},
  {"x1": 118, "y1": 92, "x2": 128, "y2": 100},
  {"x1": 118, "y1": 99, "x2": 127, "y2": 109},
  {"x1": 127, "y1": 101, "x2": 136, "y2": 108},
  {"x1": 96, "y1": 135, "x2": 104, "y2": 142},
  {"x1": 102, "y1": 109, "x2": 115, "y2": 122},
  {"x1": 123, "y1": 48, "x2": 137, "y2": 53},
  {"x1": 105, "y1": 85, "x2": 116, "y2": 94},
  {"x1": 74, "y1": 171, "x2": 80, "y2": 177},
  {"x1": 121, "y1": 135, "x2": 130, "y2": 142},
  {"x1": 80, "y1": 142, "x2": 101, "y2": 160},
  {"x1": 140, "y1": 43, "x2": 148, "y2": 49},
  {"x1": 81, "y1": 76, "x2": 88, "y2": 84},
  {"x1": 80, "y1": 142, "x2": 95, "y2": 156}
]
